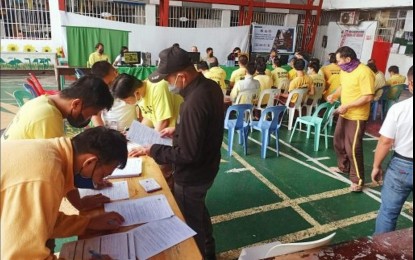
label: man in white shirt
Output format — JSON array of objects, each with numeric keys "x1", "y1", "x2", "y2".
[{"x1": 372, "y1": 66, "x2": 413, "y2": 234}]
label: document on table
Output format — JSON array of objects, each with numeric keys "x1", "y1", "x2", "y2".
[
  {"x1": 107, "y1": 157, "x2": 142, "y2": 179},
  {"x1": 133, "y1": 216, "x2": 197, "y2": 260},
  {"x1": 104, "y1": 194, "x2": 174, "y2": 226},
  {"x1": 127, "y1": 120, "x2": 172, "y2": 146},
  {"x1": 59, "y1": 216, "x2": 196, "y2": 260},
  {"x1": 78, "y1": 181, "x2": 129, "y2": 201}
]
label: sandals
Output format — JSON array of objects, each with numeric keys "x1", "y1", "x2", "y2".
[{"x1": 350, "y1": 183, "x2": 363, "y2": 192}]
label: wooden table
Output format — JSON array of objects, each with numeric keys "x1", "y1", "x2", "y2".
[
  {"x1": 79, "y1": 156, "x2": 202, "y2": 260},
  {"x1": 274, "y1": 228, "x2": 413, "y2": 259},
  {"x1": 54, "y1": 66, "x2": 91, "y2": 90}
]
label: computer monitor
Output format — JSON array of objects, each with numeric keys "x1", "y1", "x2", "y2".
[
  {"x1": 123, "y1": 51, "x2": 141, "y2": 65},
  {"x1": 187, "y1": 52, "x2": 200, "y2": 64}
]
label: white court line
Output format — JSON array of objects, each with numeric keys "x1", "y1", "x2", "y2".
[{"x1": 306, "y1": 157, "x2": 330, "y2": 161}]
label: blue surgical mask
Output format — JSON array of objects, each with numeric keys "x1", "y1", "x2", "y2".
[
  {"x1": 73, "y1": 173, "x2": 96, "y2": 189},
  {"x1": 168, "y1": 75, "x2": 181, "y2": 94}
]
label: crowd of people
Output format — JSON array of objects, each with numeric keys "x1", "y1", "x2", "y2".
[{"x1": 0, "y1": 42, "x2": 412, "y2": 260}]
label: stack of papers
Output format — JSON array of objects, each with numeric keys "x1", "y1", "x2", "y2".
[
  {"x1": 127, "y1": 120, "x2": 172, "y2": 146},
  {"x1": 107, "y1": 157, "x2": 142, "y2": 179},
  {"x1": 78, "y1": 181, "x2": 129, "y2": 201}
]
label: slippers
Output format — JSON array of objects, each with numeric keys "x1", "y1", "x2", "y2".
[{"x1": 350, "y1": 183, "x2": 363, "y2": 192}]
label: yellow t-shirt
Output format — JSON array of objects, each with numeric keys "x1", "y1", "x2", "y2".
[
  {"x1": 271, "y1": 67, "x2": 289, "y2": 88},
  {"x1": 254, "y1": 74, "x2": 273, "y2": 105},
  {"x1": 138, "y1": 80, "x2": 183, "y2": 128},
  {"x1": 288, "y1": 69, "x2": 297, "y2": 81},
  {"x1": 205, "y1": 66, "x2": 227, "y2": 90},
  {"x1": 230, "y1": 67, "x2": 247, "y2": 85},
  {"x1": 88, "y1": 52, "x2": 110, "y2": 67},
  {"x1": 340, "y1": 64, "x2": 375, "y2": 120},
  {"x1": 288, "y1": 75, "x2": 314, "y2": 103},
  {"x1": 309, "y1": 73, "x2": 326, "y2": 100},
  {"x1": 1, "y1": 95, "x2": 63, "y2": 141},
  {"x1": 374, "y1": 71, "x2": 387, "y2": 101},
  {"x1": 324, "y1": 74, "x2": 341, "y2": 101},
  {"x1": 386, "y1": 74, "x2": 406, "y2": 99},
  {"x1": 321, "y1": 63, "x2": 341, "y2": 82}
]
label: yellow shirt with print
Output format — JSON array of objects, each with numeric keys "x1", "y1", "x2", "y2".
[
  {"x1": 321, "y1": 63, "x2": 341, "y2": 82},
  {"x1": 254, "y1": 74, "x2": 273, "y2": 105},
  {"x1": 324, "y1": 74, "x2": 341, "y2": 101},
  {"x1": 205, "y1": 66, "x2": 227, "y2": 90},
  {"x1": 288, "y1": 69, "x2": 297, "y2": 81},
  {"x1": 88, "y1": 52, "x2": 110, "y2": 67},
  {"x1": 271, "y1": 67, "x2": 289, "y2": 88},
  {"x1": 340, "y1": 64, "x2": 375, "y2": 120},
  {"x1": 1, "y1": 95, "x2": 63, "y2": 141},
  {"x1": 386, "y1": 74, "x2": 406, "y2": 99},
  {"x1": 138, "y1": 80, "x2": 183, "y2": 128},
  {"x1": 288, "y1": 75, "x2": 314, "y2": 103},
  {"x1": 309, "y1": 73, "x2": 326, "y2": 100},
  {"x1": 230, "y1": 67, "x2": 247, "y2": 85}
]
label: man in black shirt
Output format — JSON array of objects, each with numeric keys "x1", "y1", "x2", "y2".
[{"x1": 146, "y1": 46, "x2": 224, "y2": 260}]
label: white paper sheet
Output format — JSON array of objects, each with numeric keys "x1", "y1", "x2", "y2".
[
  {"x1": 78, "y1": 181, "x2": 129, "y2": 201},
  {"x1": 107, "y1": 157, "x2": 142, "y2": 179},
  {"x1": 104, "y1": 194, "x2": 174, "y2": 226},
  {"x1": 127, "y1": 120, "x2": 172, "y2": 146},
  {"x1": 133, "y1": 216, "x2": 197, "y2": 260}
]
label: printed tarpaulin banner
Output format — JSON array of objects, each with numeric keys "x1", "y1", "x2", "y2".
[{"x1": 252, "y1": 24, "x2": 297, "y2": 53}]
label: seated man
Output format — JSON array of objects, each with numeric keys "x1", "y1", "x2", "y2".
[
  {"x1": 205, "y1": 57, "x2": 227, "y2": 92},
  {"x1": 254, "y1": 61, "x2": 273, "y2": 105},
  {"x1": 229, "y1": 54, "x2": 249, "y2": 89},
  {"x1": 387, "y1": 65, "x2": 407, "y2": 99},
  {"x1": 230, "y1": 62, "x2": 261, "y2": 103},
  {"x1": 320, "y1": 53, "x2": 341, "y2": 83},
  {"x1": 88, "y1": 42, "x2": 110, "y2": 67},
  {"x1": 368, "y1": 63, "x2": 387, "y2": 101},
  {"x1": 308, "y1": 61, "x2": 326, "y2": 103},
  {"x1": 271, "y1": 58, "x2": 289, "y2": 89},
  {"x1": 1, "y1": 127, "x2": 127, "y2": 259}
]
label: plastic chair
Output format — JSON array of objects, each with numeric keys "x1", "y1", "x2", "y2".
[
  {"x1": 289, "y1": 102, "x2": 336, "y2": 152},
  {"x1": 27, "y1": 73, "x2": 59, "y2": 95},
  {"x1": 13, "y1": 90, "x2": 34, "y2": 107},
  {"x1": 284, "y1": 88, "x2": 308, "y2": 131},
  {"x1": 235, "y1": 89, "x2": 259, "y2": 105},
  {"x1": 277, "y1": 78, "x2": 290, "y2": 94},
  {"x1": 224, "y1": 104, "x2": 253, "y2": 156},
  {"x1": 304, "y1": 83, "x2": 325, "y2": 116},
  {"x1": 250, "y1": 106, "x2": 286, "y2": 158},
  {"x1": 74, "y1": 68, "x2": 86, "y2": 79},
  {"x1": 23, "y1": 83, "x2": 40, "y2": 97},
  {"x1": 239, "y1": 233, "x2": 336, "y2": 260},
  {"x1": 256, "y1": 88, "x2": 281, "y2": 109},
  {"x1": 371, "y1": 86, "x2": 389, "y2": 121},
  {"x1": 384, "y1": 84, "x2": 405, "y2": 115}
]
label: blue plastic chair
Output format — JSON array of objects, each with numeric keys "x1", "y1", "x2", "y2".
[
  {"x1": 224, "y1": 104, "x2": 253, "y2": 156},
  {"x1": 289, "y1": 102, "x2": 336, "y2": 152},
  {"x1": 13, "y1": 90, "x2": 33, "y2": 107},
  {"x1": 371, "y1": 86, "x2": 389, "y2": 121},
  {"x1": 75, "y1": 68, "x2": 86, "y2": 79},
  {"x1": 250, "y1": 106, "x2": 286, "y2": 159},
  {"x1": 23, "y1": 83, "x2": 39, "y2": 97}
]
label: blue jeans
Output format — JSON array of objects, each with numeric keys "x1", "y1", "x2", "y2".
[{"x1": 375, "y1": 157, "x2": 413, "y2": 234}]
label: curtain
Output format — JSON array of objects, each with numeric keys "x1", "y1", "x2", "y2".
[{"x1": 66, "y1": 26, "x2": 128, "y2": 67}]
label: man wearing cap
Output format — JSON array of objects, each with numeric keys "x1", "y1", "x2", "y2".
[{"x1": 145, "y1": 46, "x2": 224, "y2": 260}]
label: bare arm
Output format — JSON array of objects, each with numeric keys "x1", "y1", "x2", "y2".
[
  {"x1": 91, "y1": 111, "x2": 105, "y2": 127},
  {"x1": 154, "y1": 119, "x2": 170, "y2": 132},
  {"x1": 327, "y1": 86, "x2": 342, "y2": 103},
  {"x1": 337, "y1": 94, "x2": 373, "y2": 115},
  {"x1": 371, "y1": 135, "x2": 394, "y2": 183}
]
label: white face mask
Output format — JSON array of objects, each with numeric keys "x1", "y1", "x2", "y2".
[{"x1": 168, "y1": 75, "x2": 181, "y2": 94}]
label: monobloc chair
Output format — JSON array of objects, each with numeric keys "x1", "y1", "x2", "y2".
[
  {"x1": 289, "y1": 102, "x2": 336, "y2": 152},
  {"x1": 371, "y1": 86, "x2": 389, "y2": 121},
  {"x1": 256, "y1": 88, "x2": 281, "y2": 109},
  {"x1": 74, "y1": 68, "x2": 86, "y2": 79},
  {"x1": 23, "y1": 83, "x2": 40, "y2": 97},
  {"x1": 250, "y1": 106, "x2": 286, "y2": 158},
  {"x1": 224, "y1": 104, "x2": 253, "y2": 156},
  {"x1": 27, "y1": 73, "x2": 59, "y2": 95},
  {"x1": 284, "y1": 88, "x2": 308, "y2": 131},
  {"x1": 13, "y1": 90, "x2": 34, "y2": 107},
  {"x1": 277, "y1": 78, "x2": 290, "y2": 94},
  {"x1": 235, "y1": 89, "x2": 259, "y2": 105},
  {"x1": 304, "y1": 83, "x2": 325, "y2": 116},
  {"x1": 238, "y1": 232, "x2": 336, "y2": 260}
]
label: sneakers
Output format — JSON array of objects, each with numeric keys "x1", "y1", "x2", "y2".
[{"x1": 350, "y1": 183, "x2": 363, "y2": 192}]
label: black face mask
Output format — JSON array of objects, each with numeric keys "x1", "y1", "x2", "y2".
[
  {"x1": 67, "y1": 108, "x2": 91, "y2": 128},
  {"x1": 73, "y1": 174, "x2": 95, "y2": 189}
]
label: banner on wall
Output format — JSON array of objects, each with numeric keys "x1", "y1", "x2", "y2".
[
  {"x1": 340, "y1": 30, "x2": 365, "y2": 59},
  {"x1": 251, "y1": 24, "x2": 296, "y2": 53}
]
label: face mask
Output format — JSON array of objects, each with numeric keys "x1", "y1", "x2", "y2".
[
  {"x1": 98, "y1": 49, "x2": 104, "y2": 55},
  {"x1": 168, "y1": 75, "x2": 181, "y2": 94},
  {"x1": 339, "y1": 59, "x2": 360, "y2": 73},
  {"x1": 67, "y1": 107, "x2": 91, "y2": 128},
  {"x1": 73, "y1": 161, "x2": 98, "y2": 189}
]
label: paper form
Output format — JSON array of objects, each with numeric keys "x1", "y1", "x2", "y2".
[
  {"x1": 133, "y1": 216, "x2": 197, "y2": 260},
  {"x1": 127, "y1": 120, "x2": 172, "y2": 146},
  {"x1": 78, "y1": 181, "x2": 129, "y2": 201},
  {"x1": 59, "y1": 232, "x2": 136, "y2": 260},
  {"x1": 104, "y1": 194, "x2": 174, "y2": 226},
  {"x1": 107, "y1": 157, "x2": 142, "y2": 179}
]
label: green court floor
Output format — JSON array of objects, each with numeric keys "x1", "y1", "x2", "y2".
[{"x1": 1, "y1": 74, "x2": 412, "y2": 259}]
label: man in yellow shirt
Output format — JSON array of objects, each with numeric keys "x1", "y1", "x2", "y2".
[
  {"x1": 368, "y1": 63, "x2": 387, "y2": 101},
  {"x1": 387, "y1": 65, "x2": 407, "y2": 99},
  {"x1": 88, "y1": 42, "x2": 110, "y2": 67},
  {"x1": 323, "y1": 73, "x2": 341, "y2": 101},
  {"x1": 1, "y1": 127, "x2": 127, "y2": 260},
  {"x1": 320, "y1": 53, "x2": 341, "y2": 83},
  {"x1": 254, "y1": 61, "x2": 273, "y2": 105},
  {"x1": 205, "y1": 57, "x2": 227, "y2": 92},
  {"x1": 328, "y1": 46, "x2": 374, "y2": 192},
  {"x1": 229, "y1": 54, "x2": 248, "y2": 88},
  {"x1": 271, "y1": 58, "x2": 289, "y2": 89},
  {"x1": 230, "y1": 62, "x2": 261, "y2": 103}
]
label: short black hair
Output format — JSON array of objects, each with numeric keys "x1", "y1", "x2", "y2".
[
  {"x1": 91, "y1": 61, "x2": 114, "y2": 79},
  {"x1": 95, "y1": 43, "x2": 104, "y2": 49},
  {"x1": 239, "y1": 54, "x2": 249, "y2": 66},
  {"x1": 367, "y1": 63, "x2": 378, "y2": 73},
  {"x1": 308, "y1": 62, "x2": 320, "y2": 73},
  {"x1": 209, "y1": 57, "x2": 219, "y2": 67},
  {"x1": 111, "y1": 73, "x2": 144, "y2": 99},
  {"x1": 206, "y1": 47, "x2": 213, "y2": 53},
  {"x1": 197, "y1": 61, "x2": 209, "y2": 71},
  {"x1": 72, "y1": 126, "x2": 128, "y2": 169},
  {"x1": 408, "y1": 66, "x2": 413, "y2": 81},
  {"x1": 256, "y1": 62, "x2": 266, "y2": 74},
  {"x1": 273, "y1": 58, "x2": 282, "y2": 67},
  {"x1": 294, "y1": 59, "x2": 306, "y2": 71},
  {"x1": 172, "y1": 43, "x2": 180, "y2": 48},
  {"x1": 60, "y1": 75, "x2": 113, "y2": 111},
  {"x1": 329, "y1": 53, "x2": 337, "y2": 64},
  {"x1": 233, "y1": 47, "x2": 241, "y2": 53},
  {"x1": 388, "y1": 65, "x2": 399, "y2": 74},
  {"x1": 309, "y1": 58, "x2": 320, "y2": 66},
  {"x1": 255, "y1": 56, "x2": 266, "y2": 65},
  {"x1": 336, "y1": 46, "x2": 357, "y2": 60},
  {"x1": 120, "y1": 46, "x2": 128, "y2": 56},
  {"x1": 246, "y1": 62, "x2": 257, "y2": 75}
]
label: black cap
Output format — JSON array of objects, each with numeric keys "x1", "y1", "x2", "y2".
[{"x1": 148, "y1": 46, "x2": 192, "y2": 83}]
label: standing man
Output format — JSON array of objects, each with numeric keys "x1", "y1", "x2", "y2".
[
  {"x1": 372, "y1": 66, "x2": 413, "y2": 234},
  {"x1": 88, "y1": 42, "x2": 110, "y2": 67},
  {"x1": 328, "y1": 46, "x2": 375, "y2": 192},
  {"x1": 146, "y1": 46, "x2": 224, "y2": 260}
]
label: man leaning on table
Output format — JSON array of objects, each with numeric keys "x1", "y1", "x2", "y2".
[
  {"x1": 144, "y1": 46, "x2": 224, "y2": 260},
  {"x1": 1, "y1": 127, "x2": 127, "y2": 260}
]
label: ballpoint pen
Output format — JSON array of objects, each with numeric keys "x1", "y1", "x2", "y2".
[{"x1": 89, "y1": 249, "x2": 103, "y2": 259}]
